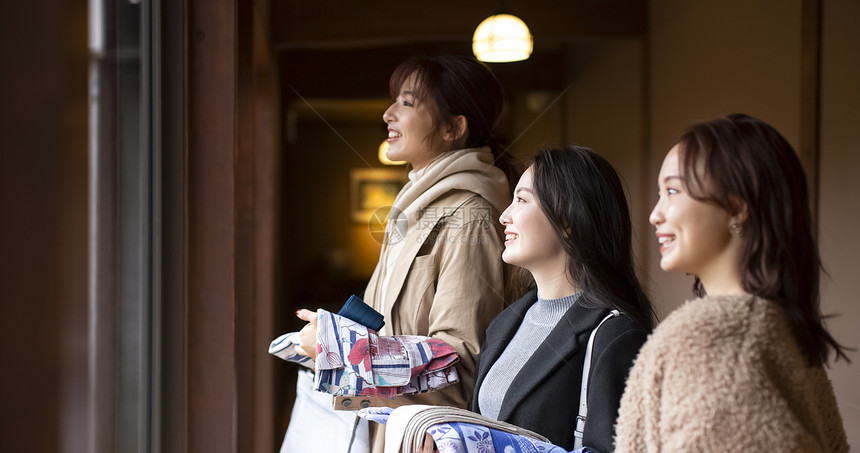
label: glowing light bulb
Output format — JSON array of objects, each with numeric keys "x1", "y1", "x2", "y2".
[{"x1": 473, "y1": 14, "x2": 533, "y2": 63}]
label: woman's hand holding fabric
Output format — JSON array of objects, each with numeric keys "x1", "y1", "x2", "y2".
[{"x1": 294, "y1": 308, "x2": 318, "y2": 360}]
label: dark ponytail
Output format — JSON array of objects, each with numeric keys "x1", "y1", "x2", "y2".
[{"x1": 488, "y1": 136, "x2": 524, "y2": 193}]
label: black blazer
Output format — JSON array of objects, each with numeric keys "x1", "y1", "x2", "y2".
[{"x1": 471, "y1": 289, "x2": 648, "y2": 453}]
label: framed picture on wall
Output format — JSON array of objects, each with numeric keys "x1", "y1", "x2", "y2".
[{"x1": 349, "y1": 168, "x2": 407, "y2": 224}]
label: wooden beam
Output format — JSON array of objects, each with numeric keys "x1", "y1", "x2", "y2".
[
  {"x1": 270, "y1": 0, "x2": 646, "y2": 50},
  {"x1": 276, "y1": 45, "x2": 567, "y2": 101}
]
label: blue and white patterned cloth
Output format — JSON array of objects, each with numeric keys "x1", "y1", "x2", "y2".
[
  {"x1": 268, "y1": 332, "x2": 314, "y2": 368},
  {"x1": 426, "y1": 422, "x2": 586, "y2": 453},
  {"x1": 358, "y1": 407, "x2": 590, "y2": 453}
]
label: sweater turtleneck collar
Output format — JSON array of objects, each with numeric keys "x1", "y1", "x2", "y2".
[{"x1": 530, "y1": 293, "x2": 580, "y2": 325}]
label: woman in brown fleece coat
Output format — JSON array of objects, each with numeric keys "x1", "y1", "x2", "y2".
[{"x1": 615, "y1": 114, "x2": 850, "y2": 452}]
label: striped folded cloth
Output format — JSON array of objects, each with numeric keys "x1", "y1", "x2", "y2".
[
  {"x1": 314, "y1": 310, "x2": 459, "y2": 398},
  {"x1": 267, "y1": 332, "x2": 314, "y2": 369}
]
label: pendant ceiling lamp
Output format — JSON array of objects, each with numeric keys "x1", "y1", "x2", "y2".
[{"x1": 472, "y1": 12, "x2": 533, "y2": 63}]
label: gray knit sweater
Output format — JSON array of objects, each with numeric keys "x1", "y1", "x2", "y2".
[{"x1": 477, "y1": 293, "x2": 580, "y2": 420}]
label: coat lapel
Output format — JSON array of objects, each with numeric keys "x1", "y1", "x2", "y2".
[
  {"x1": 496, "y1": 298, "x2": 608, "y2": 421},
  {"x1": 377, "y1": 193, "x2": 471, "y2": 334},
  {"x1": 379, "y1": 224, "x2": 427, "y2": 331},
  {"x1": 473, "y1": 289, "x2": 538, "y2": 407}
]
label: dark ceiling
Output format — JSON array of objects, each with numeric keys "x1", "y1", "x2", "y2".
[{"x1": 270, "y1": 0, "x2": 647, "y2": 101}]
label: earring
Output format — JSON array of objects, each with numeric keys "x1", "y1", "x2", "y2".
[{"x1": 729, "y1": 223, "x2": 743, "y2": 237}]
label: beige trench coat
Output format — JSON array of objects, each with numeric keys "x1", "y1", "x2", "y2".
[{"x1": 334, "y1": 189, "x2": 507, "y2": 451}]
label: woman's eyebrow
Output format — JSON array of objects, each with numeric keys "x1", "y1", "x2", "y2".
[{"x1": 514, "y1": 187, "x2": 534, "y2": 196}]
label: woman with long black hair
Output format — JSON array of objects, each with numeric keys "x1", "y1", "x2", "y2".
[
  {"x1": 470, "y1": 146, "x2": 654, "y2": 452},
  {"x1": 360, "y1": 146, "x2": 655, "y2": 453}
]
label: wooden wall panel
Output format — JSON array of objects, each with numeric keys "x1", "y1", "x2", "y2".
[
  {"x1": 185, "y1": 1, "x2": 276, "y2": 452},
  {"x1": 186, "y1": 0, "x2": 238, "y2": 450},
  {"x1": 0, "y1": 0, "x2": 88, "y2": 451}
]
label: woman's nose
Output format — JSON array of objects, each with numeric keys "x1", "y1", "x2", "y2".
[
  {"x1": 499, "y1": 205, "x2": 512, "y2": 225},
  {"x1": 382, "y1": 105, "x2": 394, "y2": 124},
  {"x1": 649, "y1": 200, "x2": 664, "y2": 227}
]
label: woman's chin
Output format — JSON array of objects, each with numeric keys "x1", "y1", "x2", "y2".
[
  {"x1": 658, "y1": 256, "x2": 671, "y2": 271},
  {"x1": 659, "y1": 258, "x2": 684, "y2": 275}
]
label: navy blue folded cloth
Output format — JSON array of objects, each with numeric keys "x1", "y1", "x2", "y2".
[{"x1": 337, "y1": 294, "x2": 385, "y2": 332}]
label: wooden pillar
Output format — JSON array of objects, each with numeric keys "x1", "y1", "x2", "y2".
[
  {"x1": 184, "y1": 1, "x2": 277, "y2": 451},
  {"x1": 185, "y1": 0, "x2": 239, "y2": 450}
]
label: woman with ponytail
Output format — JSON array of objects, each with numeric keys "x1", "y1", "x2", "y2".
[{"x1": 287, "y1": 55, "x2": 518, "y2": 453}]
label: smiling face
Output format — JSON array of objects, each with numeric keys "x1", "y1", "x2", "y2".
[
  {"x1": 382, "y1": 73, "x2": 447, "y2": 170},
  {"x1": 650, "y1": 146, "x2": 743, "y2": 289},
  {"x1": 499, "y1": 167, "x2": 567, "y2": 277}
]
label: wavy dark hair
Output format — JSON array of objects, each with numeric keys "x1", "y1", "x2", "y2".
[
  {"x1": 675, "y1": 113, "x2": 848, "y2": 366},
  {"x1": 522, "y1": 146, "x2": 655, "y2": 330},
  {"x1": 389, "y1": 55, "x2": 521, "y2": 189}
]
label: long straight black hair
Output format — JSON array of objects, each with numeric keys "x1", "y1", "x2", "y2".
[
  {"x1": 676, "y1": 113, "x2": 848, "y2": 366},
  {"x1": 528, "y1": 146, "x2": 655, "y2": 330}
]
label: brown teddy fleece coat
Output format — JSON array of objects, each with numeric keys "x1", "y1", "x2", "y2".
[{"x1": 615, "y1": 294, "x2": 848, "y2": 452}]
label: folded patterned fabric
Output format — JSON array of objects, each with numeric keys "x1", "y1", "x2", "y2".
[
  {"x1": 269, "y1": 294, "x2": 380, "y2": 370},
  {"x1": 267, "y1": 332, "x2": 314, "y2": 369},
  {"x1": 313, "y1": 309, "x2": 459, "y2": 397},
  {"x1": 382, "y1": 405, "x2": 587, "y2": 453},
  {"x1": 426, "y1": 423, "x2": 581, "y2": 453}
]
